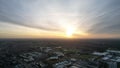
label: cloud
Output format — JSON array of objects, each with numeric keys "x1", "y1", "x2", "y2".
[
  {"x1": 0, "y1": 0, "x2": 120, "y2": 38},
  {"x1": 0, "y1": 0, "x2": 61, "y2": 31}
]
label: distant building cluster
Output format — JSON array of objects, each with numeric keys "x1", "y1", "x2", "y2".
[
  {"x1": 0, "y1": 46, "x2": 120, "y2": 68},
  {"x1": 93, "y1": 50, "x2": 120, "y2": 68}
]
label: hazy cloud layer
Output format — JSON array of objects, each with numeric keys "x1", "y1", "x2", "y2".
[{"x1": 0, "y1": 0, "x2": 120, "y2": 38}]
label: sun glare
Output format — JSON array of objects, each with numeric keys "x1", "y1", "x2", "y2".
[{"x1": 66, "y1": 27, "x2": 75, "y2": 37}]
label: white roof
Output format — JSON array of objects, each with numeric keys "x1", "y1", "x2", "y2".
[
  {"x1": 102, "y1": 57, "x2": 109, "y2": 60},
  {"x1": 93, "y1": 52, "x2": 107, "y2": 56},
  {"x1": 47, "y1": 56, "x2": 58, "y2": 60},
  {"x1": 116, "y1": 59, "x2": 120, "y2": 62},
  {"x1": 69, "y1": 66, "x2": 79, "y2": 68},
  {"x1": 107, "y1": 50, "x2": 120, "y2": 53}
]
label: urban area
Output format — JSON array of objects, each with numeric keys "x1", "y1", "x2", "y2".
[{"x1": 0, "y1": 46, "x2": 120, "y2": 68}]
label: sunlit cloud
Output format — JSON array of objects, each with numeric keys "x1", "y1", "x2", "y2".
[{"x1": 0, "y1": 0, "x2": 120, "y2": 38}]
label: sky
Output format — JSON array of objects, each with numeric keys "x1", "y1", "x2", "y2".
[{"x1": 0, "y1": 0, "x2": 120, "y2": 39}]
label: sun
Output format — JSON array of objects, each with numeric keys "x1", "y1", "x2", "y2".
[{"x1": 66, "y1": 27, "x2": 75, "y2": 37}]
